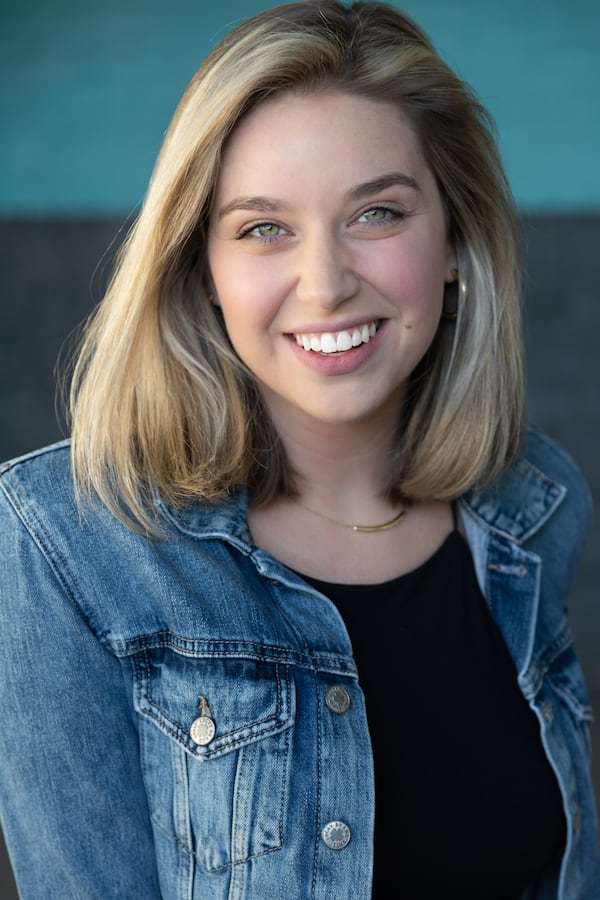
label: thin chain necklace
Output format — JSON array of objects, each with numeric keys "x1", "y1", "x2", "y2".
[{"x1": 297, "y1": 501, "x2": 407, "y2": 533}]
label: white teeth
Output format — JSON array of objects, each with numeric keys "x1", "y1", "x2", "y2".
[
  {"x1": 336, "y1": 331, "x2": 353, "y2": 352},
  {"x1": 320, "y1": 333, "x2": 338, "y2": 354},
  {"x1": 293, "y1": 321, "x2": 379, "y2": 355}
]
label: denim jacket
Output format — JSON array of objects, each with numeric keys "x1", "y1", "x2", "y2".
[{"x1": 0, "y1": 430, "x2": 597, "y2": 899}]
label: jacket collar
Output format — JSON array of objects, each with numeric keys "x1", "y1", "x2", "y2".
[
  {"x1": 462, "y1": 453, "x2": 566, "y2": 543},
  {"x1": 156, "y1": 488, "x2": 255, "y2": 551},
  {"x1": 158, "y1": 450, "x2": 566, "y2": 548}
]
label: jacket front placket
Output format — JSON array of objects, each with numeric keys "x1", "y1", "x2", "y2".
[{"x1": 461, "y1": 504, "x2": 580, "y2": 900}]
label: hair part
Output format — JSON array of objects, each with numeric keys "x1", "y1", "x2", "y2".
[{"x1": 70, "y1": 0, "x2": 523, "y2": 532}]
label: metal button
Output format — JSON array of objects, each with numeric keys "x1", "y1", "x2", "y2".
[
  {"x1": 326, "y1": 685, "x2": 351, "y2": 714},
  {"x1": 190, "y1": 696, "x2": 216, "y2": 746},
  {"x1": 190, "y1": 716, "x2": 216, "y2": 746},
  {"x1": 321, "y1": 820, "x2": 351, "y2": 850}
]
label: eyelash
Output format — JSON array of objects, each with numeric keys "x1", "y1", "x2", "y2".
[
  {"x1": 236, "y1": 204, "x2": 406, "y2": 244},
  {"x1": 356, "y1": 205, "x2": 405, "y2": 225},
  {"x1": 237, "y1": 222, "x2": 286, "y2": 244}
]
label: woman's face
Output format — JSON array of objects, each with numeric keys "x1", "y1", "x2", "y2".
[{"x1": 207, "y1": 91, "x2": 455, "y2": 433}]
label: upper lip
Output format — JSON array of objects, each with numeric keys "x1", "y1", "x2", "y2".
[{"x1": 287, "y1": 317, "x2": 382, "y2": 336}]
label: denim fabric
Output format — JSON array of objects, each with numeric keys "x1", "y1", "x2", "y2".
[{"x1": 0, "y1": 430, "x2": 597, "y2": 899}]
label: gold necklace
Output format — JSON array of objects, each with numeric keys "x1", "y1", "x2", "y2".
[{"x1": 298, "y1": 501, "x2": 407, "y2": 533}]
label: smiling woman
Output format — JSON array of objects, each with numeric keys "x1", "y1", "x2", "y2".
[
  {"x1": 207, "y1": 93, "x2": 454, "y2": 468},
  {"x1": 0, "y1": 2, "x2": 597, "y2": 899}
]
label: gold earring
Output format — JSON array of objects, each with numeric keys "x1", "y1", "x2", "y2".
[{"x1": 442, "y1": 272, "x2": 467, "y2": 321}]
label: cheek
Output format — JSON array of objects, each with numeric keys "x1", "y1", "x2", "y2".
[
  {"x1": 210, "y1": 251, "x2": 286, "y2": 331},
  {"x1": 218, "y1": 290, "x2": 278, "y2": 344},
  {"x1": 213, "y1": 281, "x2": 282, "y2": 366},
  {"x1": 376, "y1": 244, "x2": 446, "y2": 321}
]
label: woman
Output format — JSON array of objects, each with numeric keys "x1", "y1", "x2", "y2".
[{"x1": 0, "y1": 2, "x2": 597, "y2": 897}]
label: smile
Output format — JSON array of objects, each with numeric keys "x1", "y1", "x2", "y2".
[{"x1": 293, "y1": 321, "x2": 379, "y2": 354}]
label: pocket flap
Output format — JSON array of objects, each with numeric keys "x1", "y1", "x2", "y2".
[{"x1": 135, "y1": 648, "x2": 295, "y2": 759}]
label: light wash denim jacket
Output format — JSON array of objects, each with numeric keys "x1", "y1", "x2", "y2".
[{"x1": 0, "y1": 430, "x2": 597, "y2": 899}]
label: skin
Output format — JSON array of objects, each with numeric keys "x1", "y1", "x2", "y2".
[{"x1": 207, "y1": 91, "x2": 456, "y2": 582}]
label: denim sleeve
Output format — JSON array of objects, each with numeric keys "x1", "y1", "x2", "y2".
[{"x1": 0, "y1": 488, "x2": 162, "y2": 899}]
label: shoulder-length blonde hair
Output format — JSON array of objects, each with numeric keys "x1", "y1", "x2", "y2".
[{"x1": 70, "y1": 0, "x2": 523, "y2": 531}]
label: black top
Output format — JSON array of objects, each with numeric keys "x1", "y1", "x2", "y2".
[{"x1": 300, "y1": 526, "x2": 565, "y2": 899}]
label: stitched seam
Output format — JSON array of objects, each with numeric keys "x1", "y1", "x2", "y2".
[
  {"x1": 140, "y1": 705, "x2": 292, "y2": 757},
  {"x1": 116, "y1": 632, "x2": 353, "y2": 665},
  {"x1": 311, "y1": 668, "x2": 322, "y2": 900},
  {"x1": 209, "y1": 843, "x2": 283, "y2": 872},
  {"x1": 150, "y1": 775, "x2": 286, "y2": 871},
  {"x1": 546, "y1": 675, "x2": 594, "y2": 722},
  {"x1": 277, "y1": 725, "x2": 291, "y2": 849},
  {"x1": 120, "y1": 635, "x2": 357, "y2": 687},
  {"x1": 0, "y1": 479, "x2": 114, "y2": 647},
  {"x1": 535, "y1": 626, "x2": 576, "y2": 675}
]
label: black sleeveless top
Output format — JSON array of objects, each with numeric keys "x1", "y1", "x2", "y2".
[{"x1": 300, "y1": 525, "x2": 565, "y2": 898}]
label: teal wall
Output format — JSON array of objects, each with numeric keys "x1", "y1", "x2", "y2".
[{"x1": 1, "y1": 0, "x2": 599, "y2": 214}]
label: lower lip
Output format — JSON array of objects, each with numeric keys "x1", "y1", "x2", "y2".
[{"x1": 286, "y1": 322, "x2": 386, "y2": 375}]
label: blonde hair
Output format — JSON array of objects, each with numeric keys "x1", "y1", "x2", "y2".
[{"x1": 70, "y1": 0, "x2": 523, "y2": 531}]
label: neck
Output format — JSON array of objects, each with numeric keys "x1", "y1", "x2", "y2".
[{"x1": 265, "y1": 401, "x2": 401, "y2": 518}]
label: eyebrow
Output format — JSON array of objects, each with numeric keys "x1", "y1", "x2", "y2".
[
  {"x1": 216, "y1": 172, "x2": 421, "y2": 220},
  {"x1": 348, "y1": 172, "x2": 421, "y2": 200},
  {"x1": 217, "y1": 196, "x2": 288, "y2": 220}
]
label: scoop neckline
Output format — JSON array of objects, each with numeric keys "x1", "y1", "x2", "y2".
[{"x1": 295, "y1": 528, "x2": 463, "y2": 591}]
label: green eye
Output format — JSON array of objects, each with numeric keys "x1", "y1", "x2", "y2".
[
  {"x1": 356, "y1": 206, "x2": 404, "y2": 228},
  {"x1": 238, "y1": 221, "x2": 288, "y2": 243},
  {"x1": 254, "y1": 223, "x2": 281, "y2": 238},
  {"x1": 361, "y1": 207, "x2": 387, "y2": 222},
  {"x1": 237, "y1": 221, "x2": 289, "y2": 244}
]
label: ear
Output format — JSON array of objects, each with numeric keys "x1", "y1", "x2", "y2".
[
  {"x1": 445, "y1": 266, "x2": 459, "y2": 285},
  {"x1": 445, "y1": 246, "x2": 458, "y2": 284},
  {"x1": 204, "y1": 266, "x2": 220, "y2": 306},
  {"x1": 205, "y1": 279, "x2": 220, "y2": 306}
]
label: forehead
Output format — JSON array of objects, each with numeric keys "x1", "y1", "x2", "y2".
[{"x1": 215, "y1": 90, "x2": 430, "y2": 195}]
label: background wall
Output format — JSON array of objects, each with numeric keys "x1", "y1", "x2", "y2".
[
  {"x1": 1, "y1": 0, "x2": 600, "y2": 212},
  {"x1": 1, "y1": 1, "x2": 599, "y2": 895}
]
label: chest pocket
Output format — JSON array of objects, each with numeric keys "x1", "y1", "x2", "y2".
[{"x1": 133, "y1": 643, "x2": 295, "y2": 872}]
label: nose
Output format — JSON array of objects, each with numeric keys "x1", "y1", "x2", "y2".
[{"x1": 295, "y1": 230, "x2": 360, "y2": 310}]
